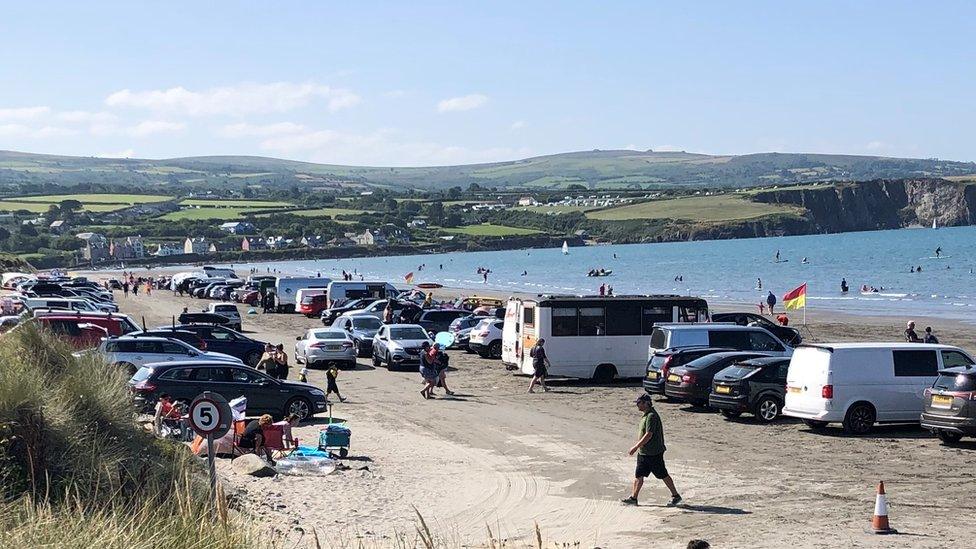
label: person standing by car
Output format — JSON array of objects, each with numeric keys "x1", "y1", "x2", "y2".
[
  {"x1": 923, "y1": 326, "x2": 939, "y2": 344},
  {"x1": 383, "y1": 302, "x2": 394, "y2": 324},
  {"x1": 274, "y1": 344, "x2": 289, "y2": 380},
  {"x1": 326, "y1": 364, "x2": 346, "y2": 402},
  {"x1": 905, "y1": 321, "x2": 921, "y2": 342},
  {"x1": 430, "y1": 343, "x2": 455, "y2": 396},
  {"x1": 419, "y1": 342, "x2": 438, "y2": 399},
  {"x1": 256, "y1": 343, "x2": 276, "y2": 374},
  {"x1": 765, "y1": 291, "x2": 776, "y2": 315},
  {"x1": 527, "y1": 338, "x2": 550, "y2": 393},
  {"x1": 622, "y1": 394, "x2": 681, "y2": 507}
]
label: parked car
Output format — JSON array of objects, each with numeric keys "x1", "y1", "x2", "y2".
[
  {"x1": 414, "y1": 309, "x2": 471, "y2": 335},
  {"x1": 644, "y1": 347, "x2": 735, "y2": 395},
  {"x1": 90, "y1": 336, "x2": 240, "y2": 374},
  {"x1": 207, "y1": 303, "x2": 242, "y2": 331},
  {"x1": 177, "y1": 311, "x2": 232, "y2": 327},
  {"x1": 299, "y1": 293, "x2": 330, "y2": 318},
  {"x1": 664, "y1": 351, "x2": 771, "y2": 407},
  {"x1": 295, "y1": 328, "x2": 357, "y2": 369},
  {"x1": 921, "y1": 364, "x2": 976, "y2": 443},
  {"x1": 371, "y1": 324, "x2": 432, "y2": 370},
  {"x1": 126, "y1": 329, "x2": 208, "y2": 351},
  {"x1": 649, "y1": 323, "x2": 794, "y2": 360},
  {"x1": 784, "y1": 343, "x2": 975, "y2": 434},
  {"x1": 129, "y1": 361, "x2": 328, "y2": 420},
  {"x1": 468, "y1": 318, "x2": 505, "y2": 358},
  {"x1": 29, "y1": 310, "x2": 139, "y2": 334},
  {"x1": 31, "y1": 317, "x2": 109, "y2": 349},
  {"x1": 159, "y1": 324, "x2": 267, "y2": 366},
  {"x1": 320, "y1": 298, "x2": 378, "y2": 326},
  {"x1": 709, "y1": 357, "x2": 792, "y2": 422},
  {"x1": 332, "y1": 314, "x2": 383, "y2": 357},
  {"x1": 711, "y1": 312, "x2": 802, "y2": 346}
]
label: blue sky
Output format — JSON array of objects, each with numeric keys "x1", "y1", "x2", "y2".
[{"x1": 1, "y1": 1, "x2": 973, "y2": 165}]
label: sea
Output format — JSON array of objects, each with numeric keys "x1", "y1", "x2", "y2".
[{"x1": 218, "y1": 225, "x2": 976, "y2": 322}]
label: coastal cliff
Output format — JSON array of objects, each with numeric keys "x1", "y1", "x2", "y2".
[{"x1": 649, "y1": 178, "x2": 976, "y2": 242}]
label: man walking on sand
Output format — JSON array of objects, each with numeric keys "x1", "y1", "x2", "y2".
[
  {"x1": 622, "y1": 394, "x2": 681, "y2": 507},
  {"x1": 527, "y1": 338, "x2": 550, "y2": 393}
]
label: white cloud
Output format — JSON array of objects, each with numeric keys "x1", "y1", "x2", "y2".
[
  {"x1": 105, "y1": 82, "x2": 361, "y2": 116},
  {"x1": 218, "y1": 122, "x2": 306, "y2": 138},
  {"x1": 0, "y1": 123, "x2": 78, "y2": 138},
  {"x1": 90, "y1": 119, "x2": 185, "y2": 137},
  {"x1": 96, "y1": 148, "x2": 135, "y2": 158},
  {"x1": 437, "y1": 94, "x2": 488, "y2": 113},
  {"x1": 57, "y1": 110, "x2": 117, "y2": 123},
  {"x1": 510, "y1": 120, "x2": 526, "y2": 130},
  {"x1": 0, "y1": 106, "x2": 51, "y2": 121}
]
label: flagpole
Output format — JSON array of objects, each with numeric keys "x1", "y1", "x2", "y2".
[{"x1": 803, "y1": 282, "x2": 807, "y2": 326}]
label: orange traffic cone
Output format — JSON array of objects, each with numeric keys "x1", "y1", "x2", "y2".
[{"x1": 871, "y1": 481, "x2": 896, "y2": 534}]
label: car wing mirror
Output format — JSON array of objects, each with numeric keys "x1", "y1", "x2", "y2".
[{"x1": 296, "y1": 336, "x2": 302, "y2": 341}]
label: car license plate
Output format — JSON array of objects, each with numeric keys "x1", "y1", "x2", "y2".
[
  {"x1": 716, "y1": 385, "x2": 731, "y2": 394},
  {"x1": 932, "y1": 395, "x2": 953, "y2": 408},
  {"x1": 788, "y1": 386, "x2": 802, "y2": 394},
  {"x1": 667, "y1": 374, "x2": 680, "y2": 382},
  {"x1": 326, "y1": 345, "x2": 341, "y2": 351},
  {"x1": 647, "y1": 371, "x2": 659, "y2": 380}
]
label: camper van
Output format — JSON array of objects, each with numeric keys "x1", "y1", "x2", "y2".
[
  {"x1": 783, "y1": 343, "x2": 975, "y2": 434},
  {"x1": 504, "y1": 295, "x2": 709, "y2": 381},
  {"x1": 272, "y1": 277, "x2": 331, "y2": 313},
  {"x1": 326, "y1": 281, "x2": 398, "y2": 308}
]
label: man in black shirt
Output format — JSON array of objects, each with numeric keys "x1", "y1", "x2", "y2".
[
  {"x1": 238, "y1": 414, "x2": 275, "y2": 464},
  {"x1": 527, "y1": 338, "x2": 551, "y2": 393},
  {"x1": 905, "y1": 321, "x2": 921, "y2": 343}
]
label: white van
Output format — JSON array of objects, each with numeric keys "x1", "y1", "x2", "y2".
[
  {"x1": 326, "y1": 281, "x2": 398, "y2": 308},
  {"x1": 272, "y1": 277, "x2": 331, "y2": 313},
  {"x1": 648, "y1": 323, "x2": 793, "y2": 359},
  {"x1": 783, "y1": 343, "x2": 975, "y2": 434},
  {"x1": 501, "y1": 298, "x2": 522, "y2": 368}
]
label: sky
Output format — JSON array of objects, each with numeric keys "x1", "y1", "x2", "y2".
[{"x1": 0, "y1": 1, "x2": 974, "y2": 166}]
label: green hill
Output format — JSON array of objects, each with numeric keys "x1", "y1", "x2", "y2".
[{"x1": 1, "y1": 148, "x2": 973, "y2": 191}]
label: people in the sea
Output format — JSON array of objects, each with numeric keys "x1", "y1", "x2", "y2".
[
  {"x1": 917, "y1": 265, "x2": 922, "y2": 272},
  {"x1": 801, "y1": 257, "x2": 809, "y2": 264},
  {"x1": 521, "y1": 270, "x2": 528, "y2": 276},
  {"x1": 935, "y1": 246, "x2": 942, "y2": 258},
  {"x1": 775, "y1": 250, "x2": 780, "y2": 262},
  {"x1": 757, "y1": 278, "x2": 762, "y2": 290},
  {"x1": 910, "y1": 266, "x2": 915, "y2": 273},
  {"x1": 840, "y1": 278, "x2": 849, "y2": 293}
]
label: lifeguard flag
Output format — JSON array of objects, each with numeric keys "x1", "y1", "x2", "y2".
[
  {"x1": 404, "y1": 272, "x2": 415, "y2": 284},
  {"x1": 783, "y1": 283, "x2": 807, "y2": 310}
]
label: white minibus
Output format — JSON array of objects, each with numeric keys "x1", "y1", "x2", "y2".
[
  {"x1": 273, "y1": 277, "x2": 331, "y2": 313},
  {"x1": 326, "y1": 281, "x2": 398, "y2": 308},
  {"x1": 506, "y1": 295, "x2": 709, "y2": 381}
]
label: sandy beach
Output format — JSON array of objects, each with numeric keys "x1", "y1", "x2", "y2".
[{"x1": 98, "y1": 273, "x2": 974, "y2": 549}]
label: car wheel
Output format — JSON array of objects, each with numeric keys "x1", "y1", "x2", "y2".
[
  {"x1": 754, "y1": 396, "x2": 781, "y2": 423},
  {"x1": 690, "y1": 400, "x2": 708, "y2": 408},
  {"x1": 244, "y1": 350, "x2": 261, "y2": 367},
  {"x1": 386, "y1": 352, "x2": 394, "y2": 370},
  {"x1": 937, "y1": 431, "x2": 963, "y2": 444},
  {"x1": 114, "y1": 361, "x2": 138, "y2": 376},
  {"x1": 464, "y1": 345, "x2": 475, "y2": 354},
  {"x1": 592, "y1": 364, "x2": 616, "y2": 384},
  {"x1": 285, "y1": 397, "x2": 312, "y2": 421},
  {"x1": 488, "y1": 340, "x2": 502, "y2": 359},
  {"x1": 842, "y1": 402, "x2": 876, "y2": 435},
  {"x1": 720, "y1": 410, "x2": 741, "y2": 420},
  {"x1": 372, "y1": 352, "x2": 382, "y2": 368},
  {"x1": 803, "y1": 420, "x2": 829, "y2": 430}
]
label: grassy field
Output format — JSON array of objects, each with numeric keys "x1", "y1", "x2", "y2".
[
  {"x1": 441, "y1": 223, "x2": 544, "y2": 236},
  {"x1": 0, "y1": 201, "x2": 129, "y2": 213},
  {"x1": 586, "y1": 195, "x2": 804, "y2": 222},
  {"x1": 158, "y1": 206, "x2": 278, "y2": 221},
  {"x1": 515, "y1": 204, "x2": 602, "y2": 214},
  {"x1": 256, "y1": 206, "x2": 368, "y2": 218},
  {"x1": 180, "y1": 198, "x2": 294, "y2": 207},
  {"x1": 8, "y1": 193, "x2": 173, "y2": 204}
]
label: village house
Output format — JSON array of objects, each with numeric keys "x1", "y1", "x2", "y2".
[
  {"x1": 266, "y1": 236, "x2": 294, "y2": 250},
  {"x1": 517, "y1": 196, "x2": 539, "y2": 207},
  {"x1": 153, "y1": 242, "x2": 183, "y2": 257},
  {"x1": 109, "y1": 236, "x2": 145, "y2": 260},
  {"x1": 301, "y1": 235, "x2": 327, "y2": 248},
  {"x1": 352, "y1": 229, "x2": 388, "y2": 247},
  {"x1": 219, "y1": 221, "x2": 256, "y2": 235},
  {"x1": 184, "y1": 237, "x2": 208, "y2": 255},
  {"x1": 208, "y1": 241, "x2": 237, "y2": 253},
  {"x1": 407, "y1": 218, "x2": 427, "y2": 228},
  {"x1": 329, "y1": 235, "x2": 355, "y2": 248},
  {"x1": 76, "y1": 232, "x2": 109, "y2": 262},
  {"x1": 49, "y1": 219, "x2": 69, "y2": 234},
  {"x1": 241, "y1": 236, "x2": 267, "y2": 251}
]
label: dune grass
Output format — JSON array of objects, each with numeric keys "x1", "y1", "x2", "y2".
[{"x1": 586, "y1": 194, "x2": 803, "y2": 222}]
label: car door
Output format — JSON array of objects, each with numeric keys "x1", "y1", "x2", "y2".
[
  {"x1": 746, "y1": 331, "x2": 787, "y2": 356},
  {"x1": 159, "y1": 339, "x2": 195, "y2": 362},
  {"x1": 227, "y1": 365, "x2": 278, "y2": 413},
  {"x1": 891, "y1": 349, "x2": 940, "y2": 420},
  {"x1": 374, "y1": 325, "x2": 388, "y2": 356},
  {"x1": 156, "y1": 366, "x2": 198, "y2": 401}
]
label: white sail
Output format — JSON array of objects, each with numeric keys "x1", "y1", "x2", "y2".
[
  {"x1": 562, "y1": 241, "x2": 569, "y2": 255},
  {"x1": 932, "y1": 219, "x2": 937, "y2": 229}
]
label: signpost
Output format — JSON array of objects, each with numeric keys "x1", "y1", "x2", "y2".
[{"x1": 188, "y1": 392, "x2": 232, "y2": 500}]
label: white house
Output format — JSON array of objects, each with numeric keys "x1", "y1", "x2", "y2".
[{"x1": 184, "y1": 237, "x2": 208, "y2": 254}]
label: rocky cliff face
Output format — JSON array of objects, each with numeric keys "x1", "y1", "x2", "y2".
[{"x1": 750, "y1": 178, "x2": 976, "y2": 232}]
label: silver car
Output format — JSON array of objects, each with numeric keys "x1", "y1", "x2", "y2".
[
  {"x1": 295, "y1": 328, "x2": 357, "y2": 369},
  {"x1": 332, "y1": 314, "x2": 383, "y2": 357},
  {"x1": 371, "y1": 324, "x2": 433, "y2": 370}
]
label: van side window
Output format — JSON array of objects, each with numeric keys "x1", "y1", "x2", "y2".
[
  {"x1": 748, "y1": 332, "x2": 783, "y2": 352},
  {"x1": 642, "y1": 306, "x2": 672, "y2": 334},
  {"x1": 523, "y1": 307, "x2": 535, "y2": 327},
  {"x1": 606, "y1": 302, "x2": 641, "y2": 336},
  {"x1": 892, "y1": 350, "x2": 939, "y2": 377},
  {"x1": 677, "y1": 305, "x2": 700, "y2": 322},
  {"x1": 578, "y1": 307, "x2": 605, "y2": 336},
  {"x1": 552, "y1": 307, "x2": 578, "y2": 336},
  {"x1": 708, "y1": 330, "x2": 749, "y2": 349},
  {"x1": 941, "y1": 351, "x2": 974, "y2": 369}
]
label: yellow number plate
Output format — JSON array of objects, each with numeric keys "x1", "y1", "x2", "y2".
[
  {"x1": 647, "y1": 372, "x2": 659, "y2": 380},
  {"x1": 932, "y1": 395, "x2": 953, "y2": 408},
  {"x1": 788, "y1": 386, "x2": 802, "y2": 394},
  {"x1": 667, "y1": 374, "x2": 680, "y2": 382},
  {"x1": 715, "y1": 385, "x2": 731, "y2": 394}
]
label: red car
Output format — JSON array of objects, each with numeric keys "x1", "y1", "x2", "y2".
[
  {"x1": 235, "y1": 290, "x2": 260, "y2": 305},
  {"x1": 299, "y1": 294, "x2": 330, "y2": 317},
  {"x1": 31, "y1": 316, "x2": 118, "y2": 349}
]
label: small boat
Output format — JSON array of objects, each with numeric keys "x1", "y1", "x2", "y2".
[
  {"x1": 562, "y1": 241, "x2": 569, "y2": 255},
  {"x1": 932, "y1": 219, "x2": 938, "y2": 229},
  {"x1": 587, "y1": 270, "x2": 613, "y2": 277},
  {"x1": 416, "y1": 283, "x2": 443, "y2": 289}
]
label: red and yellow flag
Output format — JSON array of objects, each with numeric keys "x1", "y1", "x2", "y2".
[
  {"x1": 783, "y1": 283, "x2": 807, "y2": 310},
  {"x1": 404, "y1": 272, "x2": 415, "y2": 284}
]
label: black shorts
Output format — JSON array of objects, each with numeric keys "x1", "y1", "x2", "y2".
[
  {"x1": 635, "y1": 453, "x2": 669, "y2": 479},
  {"x1": 533, "y1": 365, "x2": 547, "y2": 378}
]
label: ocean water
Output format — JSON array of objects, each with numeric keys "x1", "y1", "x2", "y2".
[{"x1": 222, "y1": 226, "x2": 976, "y2": 321}]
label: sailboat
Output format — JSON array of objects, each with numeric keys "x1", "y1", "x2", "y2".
[
  {"x1": 562, "y1": 241, "x2": 569, "y2": 255},
  {"x1": 932, "y1": 219, "x2": 938, "y2": 230}
]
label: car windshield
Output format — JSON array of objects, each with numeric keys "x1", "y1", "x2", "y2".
[
  {"x1": 352, "y1": 317, "x2": 381, "y2": 330},
  {"x1": 130, "y1": 366, "x2": 153, "y2": 383},
  {"x1": 933, "y1": 373, "x2": 976, "y2": 392},
  {"x1": 684, "y1": 354, "x2": 727, "y2": 370},
  {"x1": 648, "y1": 355, "x2": 668, "y2": 369},
  {"x1": 390, "y1": 327, "x2": 428, "y2": 340},
  {"x1": 717, "y1": 365, "x2": 760, "y2": 379},
  {"x1": 313, "y1": 331, "x2": 346, "y2": 340}
]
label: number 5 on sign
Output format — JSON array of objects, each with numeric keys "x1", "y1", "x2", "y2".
[{"x1": 188, "y1": 392, "x2": 232, "y2": 438}]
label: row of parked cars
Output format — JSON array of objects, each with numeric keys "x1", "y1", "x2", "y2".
[{"x1": 643, "y1": 323, "x2": 976, "y2": 442}]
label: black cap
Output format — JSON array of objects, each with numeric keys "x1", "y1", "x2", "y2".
[{"x1": 634, "y1": 393, "x2": 653, "y2": 404}]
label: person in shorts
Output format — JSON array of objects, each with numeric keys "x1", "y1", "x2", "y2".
[
  {"x1": 622, "y1": 393, "x2": 681, "y2": 506},
  {"x1": 527, "y1": 338, "x2": 550, "y2": 393}
]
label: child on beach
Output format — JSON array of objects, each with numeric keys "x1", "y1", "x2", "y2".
[{"x1": 326, "y1": 365, "x2": 346, "y2": 402}]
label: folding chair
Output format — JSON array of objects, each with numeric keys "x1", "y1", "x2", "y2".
[
  {"x1": 261, "y1": 424, "x2": 299, "y2": 460},
  {"x1": 230, "y1": 419, "x2": 251, "y2": 458}
]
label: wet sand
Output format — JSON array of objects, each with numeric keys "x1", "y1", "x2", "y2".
[{"x1": 95, "y1": 276, "x2": 976, "y2": 549}]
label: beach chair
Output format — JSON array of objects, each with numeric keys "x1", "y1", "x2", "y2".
[
  {"x1": 261, "y1": 424, "x2": 299, "y2": 460},
  {"x1": 230, "y1": 419, "x2": 250, "y2": 458}
]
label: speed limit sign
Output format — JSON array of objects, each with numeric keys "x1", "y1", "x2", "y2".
[{"x1": 188, "y1": 392, "x2": 232, "y2": 438}]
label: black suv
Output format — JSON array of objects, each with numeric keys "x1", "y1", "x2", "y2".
[
  {"x1": 415, "y1": 309, "x2": 471, "y2": 334},
  {"x1": 709, "y1": 357, "x2": 792, "y2": 422},
  {"x1": 664, "y1": 352, "x2": 771, "y2": 407},
  {"x1": 129, "y1": 361, "x2": 328, "y2": 420},
  {"x1": 644, "y1": 347, "x2": 734, "y2": 395},
  {"x1": 921, "y1": 366, "x2": 976, "y2": 444},
  {"x1": 711, "y1": 312, "x2": 802, "y2": 346},
  {"x1": 158, "y1": 324, "x2": 267, "y2": 366}
]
